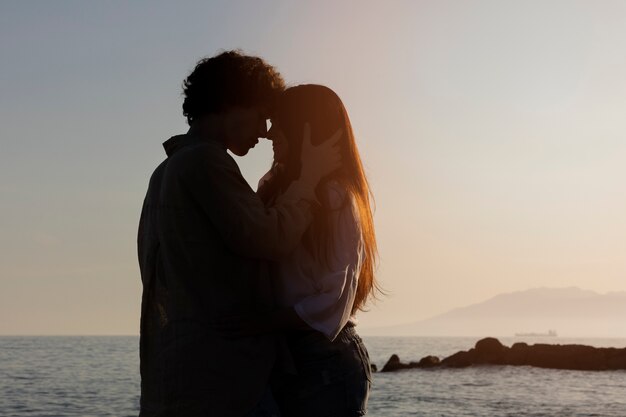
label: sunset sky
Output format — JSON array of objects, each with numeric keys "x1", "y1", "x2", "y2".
[{"x1": 1, "y1": 1, "x2": 625, "y2": 334}]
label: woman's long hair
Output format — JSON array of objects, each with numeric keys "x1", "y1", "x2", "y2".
[{"x1": 258, "y1": 84, "x2": 380, "y2": 314}]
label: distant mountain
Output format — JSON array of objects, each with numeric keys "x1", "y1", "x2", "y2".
[{"x1": 361, "y1": 287, "x2": 626, "y2": 337}]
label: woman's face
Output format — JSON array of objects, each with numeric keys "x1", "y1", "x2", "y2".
[{"x1": 266, "y1": 121, "x2": 289, "y2": 164}]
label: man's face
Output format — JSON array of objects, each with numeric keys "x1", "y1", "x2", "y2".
[{"x1": 222, "y1": 106, "x2": 268, "y2": 156}]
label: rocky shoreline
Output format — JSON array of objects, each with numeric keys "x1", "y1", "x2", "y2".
[{"x1": 379, "y1": 337, "x2": 626, "y2": 372}]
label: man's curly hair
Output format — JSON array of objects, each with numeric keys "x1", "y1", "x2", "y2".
[{"x1": 182, "y1": 50, "x2": 285, "y2": 125}]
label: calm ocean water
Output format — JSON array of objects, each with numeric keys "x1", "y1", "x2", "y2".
[{"x1": 1, "y1": 335, "x2": 625, "y2": 416}]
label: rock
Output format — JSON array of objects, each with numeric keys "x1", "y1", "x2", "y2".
[
  {"x1": 418, "y1": 355, "x2": 440, "y2": 368},
  {"x1": 524, "y1": 344, "x2": 608, "y2": 370},
  {"x1": 474, "y1": 337, "x2": 509, "y2": 364},
  {"x1": 381, "y1": 354, "x2": 403, "y2": 372},
  {"x1": 606, "y1": 348, "x2": 626, "y2": 369},
  {"x1": 475, "y1": 337, "x2": 506, "y2": 356},
  {"x1": 441, "y1": 350, "x2": 473, "y2": 368},
  {"x1": 380, "y1": 338, "x2": 626, "y2": 372},
  {"x1": 370, "y1": 364, "x2": 378, "y2": 373},
  {"x1": 381, "y1": 354, "x2": 441, "y2": 372},
  {"x1": 504, "y1": 342, "x2": 529, "y2": 364}
]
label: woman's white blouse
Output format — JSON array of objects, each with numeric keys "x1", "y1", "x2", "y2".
[{"x1": 259, "y1": 174, "x2": 363, "y2": 341}]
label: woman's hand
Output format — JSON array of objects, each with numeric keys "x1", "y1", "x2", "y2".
[{"x1": 299, "y1": 123, "x2": 342, "y2": 185}]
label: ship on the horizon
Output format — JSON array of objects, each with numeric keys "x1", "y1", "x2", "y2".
[{"x1": 514, "y1": 329, "x2": 558, "y2": 337}]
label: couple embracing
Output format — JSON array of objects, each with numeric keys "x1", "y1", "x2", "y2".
[{"x1": 138, "y1": 50, "x2": 379, "y2": 417}]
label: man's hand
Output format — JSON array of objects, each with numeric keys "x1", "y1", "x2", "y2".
[
  {"x1": 299, "y1": 123, "x2": 342, "y2": 185},
  {"x1": 208, "y1": 313, "x2": 270, "y2": 339},
  {"x1": 208, "y1": 308, "x2": 308, "y2": 339}
]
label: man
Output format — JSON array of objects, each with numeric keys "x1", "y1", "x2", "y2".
[{"x1": 137, "y1": 51, "x2": 340, "y2": 416}]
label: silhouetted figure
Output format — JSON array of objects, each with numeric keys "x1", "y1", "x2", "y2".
[
  {"x1": 257, "y1": 85, "x2": 380, "y2": 416},
  {"x1": 137, "y1": 52, "x2": 340, "y2": 416}
]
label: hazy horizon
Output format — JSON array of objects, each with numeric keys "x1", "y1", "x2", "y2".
[
  {"x1": 2, "y1": 285, "x2": 624, "y2": 337},
  {"x1": 360, "y1": 286, "x2": 626, "y2": 338},
  {"x1": 2, "y1": 1, "x2": 626, "y2": 335}
]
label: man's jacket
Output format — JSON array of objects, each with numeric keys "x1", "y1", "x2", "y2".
[{"x1": 138, "y1": 134, "x2": 313, "y2": 416}]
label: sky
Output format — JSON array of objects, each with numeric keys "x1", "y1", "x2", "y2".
[{"x1": 1, "y1": 1, "x2": 625, "y2": 335}]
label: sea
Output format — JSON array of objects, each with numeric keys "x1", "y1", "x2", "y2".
[{"x1": 1, "y1": 336, "x2": 625, "y2": 417}]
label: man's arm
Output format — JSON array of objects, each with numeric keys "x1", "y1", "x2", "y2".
[
  {"x1": 186, "y1": 150, "x2": 313, "y2": 260},
  {"x1": 183, "y1": 126, "x2": 341, "y2": 260}
]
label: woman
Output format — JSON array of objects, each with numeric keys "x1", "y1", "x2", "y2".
[{"x1": 258, "y1": 84, "x2": 379, "y2": 417}]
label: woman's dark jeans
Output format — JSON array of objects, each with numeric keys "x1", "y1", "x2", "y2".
[{"x1": 272, "y1": 325, "x2": 372, "y2": 417}]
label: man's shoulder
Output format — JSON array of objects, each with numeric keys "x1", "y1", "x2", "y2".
[{"x1": 169, "y1": 140, "x2": 236, "y2": 171}]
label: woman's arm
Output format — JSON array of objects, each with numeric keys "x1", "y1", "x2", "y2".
[{"x1": 291, "y1": 184, "x2": 363, "y2": 340}]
